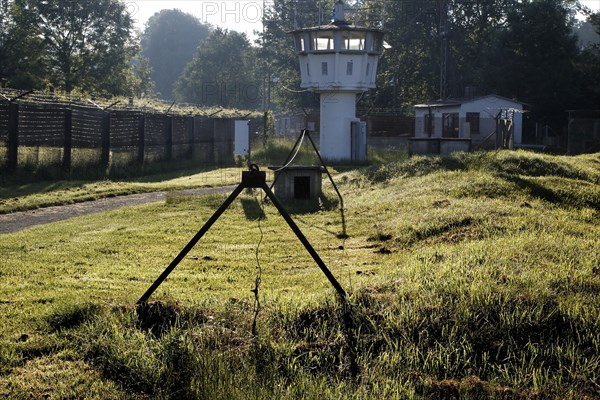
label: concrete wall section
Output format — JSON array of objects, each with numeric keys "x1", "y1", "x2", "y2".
[
  {"x1": 409, "y1": 138, "x2": 440, "y2": 155},
  {"x1": 439, "y1": 139, "x2": 471, "y2": 155}
]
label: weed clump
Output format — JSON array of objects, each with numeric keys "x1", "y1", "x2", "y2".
[{"x1": 136, "y1": 300, "x2": 186, "y2": 337}]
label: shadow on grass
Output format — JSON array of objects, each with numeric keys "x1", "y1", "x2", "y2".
[
  {"x1": 240, "y1": 196, "x2": 266, "y2": 221},
  {"x1": 499, "y1": 174, "x2": 600, "y2": 209},
  {"x1": 500, "y1": 175, "x2": 561, "y2": 204},
  {"x1": 0, "y1": 159, "x2": 229, "y2": 200}
]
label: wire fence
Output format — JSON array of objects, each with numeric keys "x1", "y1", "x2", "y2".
[{"x1": 0, "y1": 92, "x2": 263, "y2": 175}]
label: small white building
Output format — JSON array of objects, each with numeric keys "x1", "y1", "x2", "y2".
[{"x1": 412, "y1": 94, "x2": 526, "y2": 154}]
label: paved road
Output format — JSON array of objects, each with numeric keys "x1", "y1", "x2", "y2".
[{"x1": 0, "y1": 186, "x2": 236, "y2": 234}]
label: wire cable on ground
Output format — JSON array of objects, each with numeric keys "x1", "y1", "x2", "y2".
[{"x1": 251, "y1": 192, "x2": 265, "y2": 337}]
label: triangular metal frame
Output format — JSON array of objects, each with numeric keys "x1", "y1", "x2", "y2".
[{"x1": 137, "y1": 164, "x2": 347, "y2": 304}]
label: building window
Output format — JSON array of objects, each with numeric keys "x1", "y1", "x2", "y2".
[
  {"x1": 306, "y1": 63, "x2": 310, "y2": 76},
  {"x1": 321, "y1": 62, "x2": 328, "y2": 76},
  {"x1": 296, "y1": 36, "x2": 305, "y2": 52},
  {"x1": 346, "y1": 61, "x2": 353, "y2": 75},
  {"x1": 466, "y1": 112, "x2": 480, "y2": 134},
  {"x1": 442, "y1": 113, "x2": 459, "y2": 138}
]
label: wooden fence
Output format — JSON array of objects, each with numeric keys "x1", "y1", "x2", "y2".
[{"x1": 0, "y1": 102, "x2": 262, "y2": 173}]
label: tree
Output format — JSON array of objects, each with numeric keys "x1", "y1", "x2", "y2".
[
  {"x1": 0, "y1": 0, "x2": 11, "y2": 84},
  {"x1": 486, "y1": 0, "x2": 582, "y2": 126},
  {"x1": 576, "y1": 18, "x2": 600, "y2": 49},
  {"x1": 362, "y1": 0, "x2": 440, "y2": 110},
  {"x1": 573, "y1": 12, "x2": 600, "y2": 111},
  {"x1": 175, "y1": 28, "x2": 260, "y2": 109},
  {"x1": 0, "y1": 0, "x2": 45, "y2": 88},
  {"x1": 141, "y1": 9, "x2": 210, "y2": 100},
  {"x1": 13, "y1": 0, "x2": 136, "y2": 95},
  {"x1": 129, "y1": 55, "x2": 155, "y2": 98},
  {"x1": 259, "y1": 0, "x2": 333, "y2": 112}
]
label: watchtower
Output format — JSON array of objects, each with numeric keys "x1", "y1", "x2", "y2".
[{"x1": 290, "y1": 0, "x2": 384, "y2": 161}]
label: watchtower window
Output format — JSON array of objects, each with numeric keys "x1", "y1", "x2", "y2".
[
  {"x1": 372, "y1": 33, "x2": 383, "y2": 53},
  {"x1": 342, "y1": 32, "x2": 366, "y2": 50},
  {"x1": 310, "y1": 32, "x2": 334, "y2": 51},
  {"x1": 346, "y1": 61, "x2": 353, "y2": 75},
  {"x1": 296, "y1": 35, "x2": 305, "y2": 52},
  {"x1": 294, "y1": 176, "x2": 311, "y2": 199},
  {"x1": 321, "y1": 62, "x2": 328, "y2": 76}
]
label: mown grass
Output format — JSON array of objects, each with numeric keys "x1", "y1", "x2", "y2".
[
  {"x1": 0, "y1": 166, "x2": 244, "y2": 214},
  {"x1": 0, "y1": 150, "x2": 598, "y2": 399},
  {"x1": 0, "y1": 137, "x2": 337, "y2": 214}
]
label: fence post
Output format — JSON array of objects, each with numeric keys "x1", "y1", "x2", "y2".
[
  {"x1": 62, "y1": 109, "x2": 72, "y2": 172},
  {"x1": 166, "y1": 116, "x2": 173, "y2": 161},
  {"x1": 7, "y1": 102, "x2": 19, "y2": 172},
  {"x1": 101, "y1": 112, "x2": 110, "y2": 170},
  {"x1": 138, "y1": 113, "x2": 145, "y2": 164},
  {"x1": 189, "y1": 116, "x2": 195, "y2": 160}
]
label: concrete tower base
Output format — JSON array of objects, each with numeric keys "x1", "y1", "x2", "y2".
[{"x1": 319, "y1": 92, "x2": 359, "y2": 161}]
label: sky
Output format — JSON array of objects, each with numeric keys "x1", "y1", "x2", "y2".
[
  {"x1": 122, "y1": 0, "x2": 268, "y2": 39},
  {"x1": 122, "y1": 0, "x2": 600, "y2": 38}
]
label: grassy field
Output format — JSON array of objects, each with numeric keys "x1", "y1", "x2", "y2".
[
  {"x1": 0, "y1": 137, "x2": 350, "y2": 215},
  {"x1": 0, "y1": 150, "x2": 599, "y2": 399},
  {"x1": 0, "y1": 166, "x2": 246, "y2": 214}
]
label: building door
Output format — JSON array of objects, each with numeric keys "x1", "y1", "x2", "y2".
[
  {"x1": 294, "y1": 176, "x2": 311, "y2": 199},
  {"x1": 234, "y1": 120, "x2": 250, "y2": 156},
  {"x1": 351, "y1": 121, "x2": 367, "y2": 162},
  {"x1": 442, "y1": 113, "x2": 459, "y2": 138}
]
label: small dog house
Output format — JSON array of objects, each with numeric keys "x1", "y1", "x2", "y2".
[{"x1": 269, "y1": 166, "x2": 323, "y2": 201}]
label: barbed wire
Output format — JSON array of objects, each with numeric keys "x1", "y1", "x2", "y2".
[{"x1": 0, "y1": 88, "x2": 261, "y2": 119}]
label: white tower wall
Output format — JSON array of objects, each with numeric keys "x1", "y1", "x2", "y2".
[{"x1": 319, "y1": 92, "x2": 358, "y2": 160}]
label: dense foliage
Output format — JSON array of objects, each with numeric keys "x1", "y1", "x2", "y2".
[
  {"x1": 141, "y1": 9, "x2": 210, "y2": 100},
  {"x1": 261, "y1": 0, "x2": 600, "y2": 126},
  {"x1": 1, "y1": 0, "x2": 599, "y2": 118},
  {"x1": 0, "y1": 0, "x2": 144, "y2": 96},
  {"x1": 174, "y1": 28, "x2": 262, "y2": 109}
]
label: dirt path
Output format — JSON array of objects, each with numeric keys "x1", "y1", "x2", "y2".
[{"x1": 0, "y1": 185, "x2": 236, "y2": 234}]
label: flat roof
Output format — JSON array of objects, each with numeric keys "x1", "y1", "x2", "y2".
[
  {"x1": 414, "y1": 94, "x2": 526, "y2": 108},
  {"x1": 268, "y1": 166, "x2": 324, "y2": 171}
]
